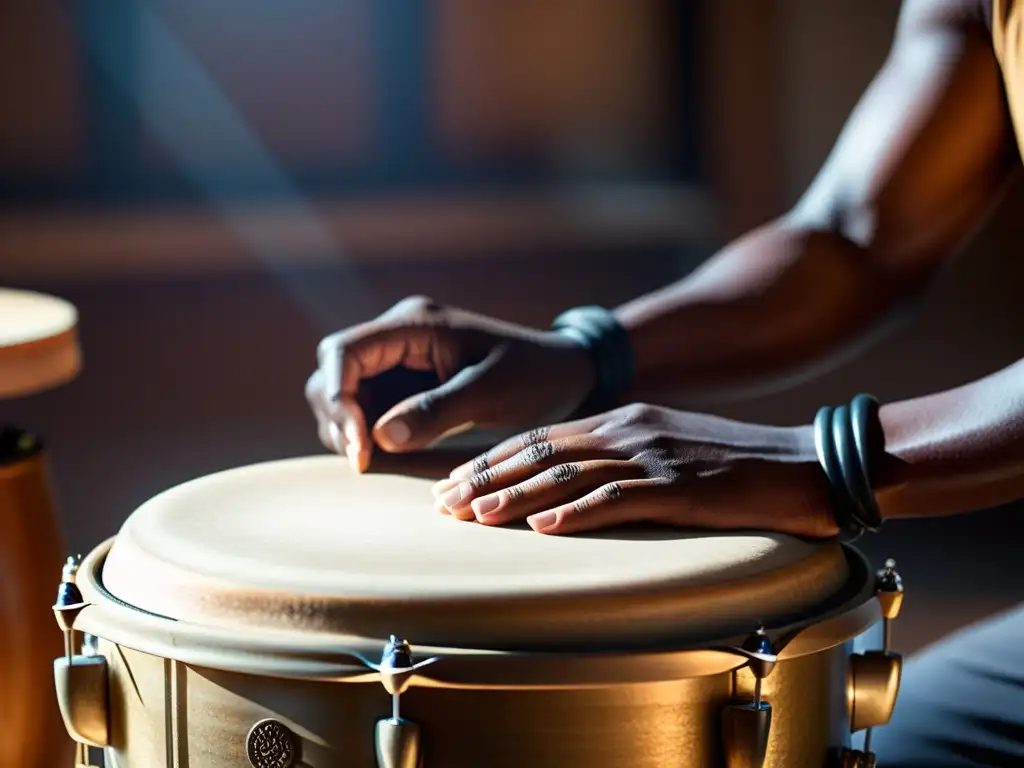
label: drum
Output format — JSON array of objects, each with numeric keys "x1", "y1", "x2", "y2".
[
  {"x1": 53, "y1": 456, "x2": 905, "y2": 768},
  {"x1": 1, "y1": 287, "x2": 81, "y2": 768},
  {"x1": 0, "y1": 287, "x2": 81, "y2": 400}
]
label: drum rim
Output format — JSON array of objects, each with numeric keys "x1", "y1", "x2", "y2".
[
  {"x1": 71, "y1": 539, "x2": 881, "y2": 688},
  {"x1": 0, "y1": 288, "x2": 81, "y2": 399}
]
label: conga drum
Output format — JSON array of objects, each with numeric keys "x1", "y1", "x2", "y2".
[
  {"x1": 53, "y1": 456, "x2": 904, "y2": 768},
  {"x1": 0, "y1": 287, "x2": 81, "y2": 767}
]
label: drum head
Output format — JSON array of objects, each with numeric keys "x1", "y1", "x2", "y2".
[
  {"x1": 100, "y1": 456, "x2": 849, "y2": 651},
  {"x1": 0, "y1": 288, "x2": 80, "y2": 399}
]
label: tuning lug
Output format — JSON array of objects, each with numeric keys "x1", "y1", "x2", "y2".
[
  {"x1": 722, "y1": 702, "x2": 772, "y2": 768},
  {"x1": 722, "y1": 628, "x2": 776, "y2": 768},
  {"x1": 374, "y1": 636, "x2": 422, "y2": 768},
  {"x1": 875, "y1": 559, "x2": 904, "y2": 625},
  {"x1": 54, "y1": 653, "x2": 109, "y2": 747},
  {"x1": 375, "y1": 717, "x2": 422, "y2": 768},
  {"x1": 848, "y1": 650, "x2": 902, "y2": 732},
  {"x1": 53, "y1": 555, "x2": 87, "y2": 635}
]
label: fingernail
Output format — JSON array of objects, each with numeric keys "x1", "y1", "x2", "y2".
[
  {"x1": 431, "y1": 478, "x2": 458, "y2": 499},
  {"x1": 346, "y1": 443, "x2": 361, "y2": 472},
  {"x1": 380, "y1": 418, "x2": 411, "y2": 447},
  {"x1": 472, "y1": 494, "x2": 503, "y2": 518},
  {"x1": 527, "y1": 511, "x2": 558, "y2": 531},
  {"x1": 441, "y1": 481, "x2": 472, "y2": 508}
]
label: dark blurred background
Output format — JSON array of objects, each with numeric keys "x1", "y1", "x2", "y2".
[{"x1": 2, "y1": 0, "x2": 1022, "y2": 656}]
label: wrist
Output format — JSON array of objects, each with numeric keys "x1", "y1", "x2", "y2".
[
  {"x1": 551, "y1": 305, "x2": 635, "y2": 417},
  {"x1": 813, "y1": 394, "x2": 886, "y2": 537},
  {"x1": 871, "y1": 400, "x2": 937, "y2": 520},
  {"x1": 543, "y1": 330, "x2": 599, "y2": 417}
]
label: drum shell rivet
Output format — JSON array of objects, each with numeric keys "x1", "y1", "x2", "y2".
[{"x1": 246, "y1": 718, "x2": 299, "y2": 768}]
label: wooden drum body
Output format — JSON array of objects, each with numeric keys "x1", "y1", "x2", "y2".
[
  {"x1": 1, "y1": 287, "x2": 81, "y2": 768},
  {"x1": 53, "y1": 457, "x2": 905, "y2": 768}
]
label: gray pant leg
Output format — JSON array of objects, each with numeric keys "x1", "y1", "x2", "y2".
[{"x1": 872, "y1": 604, "x2": 1024, "y2": 767}]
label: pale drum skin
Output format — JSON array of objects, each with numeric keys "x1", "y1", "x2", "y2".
[{"x1": 66, "y1": 458, "x2": 885, "y2": 767}]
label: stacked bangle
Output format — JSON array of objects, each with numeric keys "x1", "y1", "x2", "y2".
[
  {"x1": 551, "y1": 305, "x2": 635, "y2": 417},
  {"x1": 813, "y1": 394, "x2": 885, "y2": 538}
]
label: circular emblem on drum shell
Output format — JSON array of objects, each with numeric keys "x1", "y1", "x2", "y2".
[{"x1": 245, "y1": 718, "x2": 298, "y2": 768}]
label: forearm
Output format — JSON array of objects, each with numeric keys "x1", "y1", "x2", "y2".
[
  {"x1": 614, "y1": 215, "x2": 925, "y2": 405},
  {"x1": 878, "y1": 359, "x2": 1024, "y2": 519},
  {"x1": 611, "y1": 0, "x2": 1014, "y2": 408}
]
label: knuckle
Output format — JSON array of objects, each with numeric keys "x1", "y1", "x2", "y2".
[
  {"x1": 305, "y1": 371, "x2": 321, "y2": 400},
  {"x1": 546, "y1": 463, "x2": 582, "y2": 485},
  {"x1": 521, "y1": 440, "x2": 556, "y2": 465},
  {"x1": 616, "y1": 403, "x2": 655, "y2": 425},
  {"x1": 316, "y1": 335, "x2": 339, "y2": 363},
  {"x1": 470, "y1": 467, "x2": 496, "y2": 489},
  {"x1": 602, "y1": 481, "x2": 625, "y2": 501},
  {"x1": 390, "y1": 295, "x2": 438, "y2": 316},
  {"x1": 471, "y1": 455, "x2": 491, "y2": 476},
  {"x1": 572, "y1": 496, "x2": 593, "y2": 514},
  {"x1": 506, "y1": 484, "x2": 526, "y2": 501},
  {"x1": 519, "y1": 427, "x2": 550, "y2": 451},
  {"x1": 318, "y1": 327, "x2": 366, "y2": 366},
  {"x1": 572, "y1": 482, "x2": 625, "y2": 515},
  {"x1": 415, "y1": 389, "x2": 438, "y2": 413}
]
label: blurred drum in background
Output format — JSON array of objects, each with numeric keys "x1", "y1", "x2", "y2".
[
  {"x1": 54, "y1": 456, "x2": 905, "y2": 768},
  {"x1": 0, "y1": 287, "x2": 81, "y2": 767}
]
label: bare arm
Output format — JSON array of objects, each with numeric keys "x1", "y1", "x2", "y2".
[
  {"x1": 875, "y1": 358, "x2": 1024, "y2": 518},
  {"x1": 616, "y1": 0, "x2": 1016, "y2": 404}
]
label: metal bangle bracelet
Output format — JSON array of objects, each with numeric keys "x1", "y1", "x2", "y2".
[
  {"x1": 833, "y1": 405, "x2": 881, "y2": 533},
  {"x1": 551, "y1": 305, "x2": 635, "y2": 416},
  {"x1": 814, "y1": 395, "x2": 885, "y2": 537},
  {"x1": 814, "y1": 405, "x2": 863, "y2": 537}
]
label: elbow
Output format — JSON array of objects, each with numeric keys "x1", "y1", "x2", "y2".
[{"x1": 783, "y1": 202, "x2": 949, "y2": 314}]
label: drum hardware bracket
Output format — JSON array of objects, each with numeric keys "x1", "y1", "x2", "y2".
[
  {"x1": 52, "y1": 555, "x2": 111, "y2": 751},
  {"x1": 840, "y1": 558, "x2": 904, "y2": 767},
  {"x1": 721, "y1": 628, "x2": 776, "y2": 768},
  {"x1": 373, "y1": 636, "x2": 424, "y2": 768}
]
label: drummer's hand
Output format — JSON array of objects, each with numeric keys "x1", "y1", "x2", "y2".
[
  {"x1": 431, "y1": 404, "x2": 838, "y2": 538},
  {"x1": 306, "y1": 296, "x2": 595, "y2": 472}
]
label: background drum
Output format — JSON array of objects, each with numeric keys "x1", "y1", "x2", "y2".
[
  {"x1": 54, "y1": 456, "x2": 904, "y2": 767},
  {"x1": 0, "y1": 287, "x2": 81, "y2": 767}
]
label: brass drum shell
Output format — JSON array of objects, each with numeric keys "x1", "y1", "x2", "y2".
[{"x1": 100, "y1": 639, "x2": 860, "y2": 768}]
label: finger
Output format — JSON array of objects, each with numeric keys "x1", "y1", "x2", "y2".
[
  {"x1": 338, "y1": 398, "x2": 371, "y2": 473},
  {"x1": 308, "y1": 368, "x2": 369, "y2": 469},
  {"x1": 314, "y1": 401, "x2": 371, "y2": 473},
  {"x1": 448, "y1": 417, "x2": 601, "y2": 481},
  {"x1": 472, "y1": 460, "x2": 644, "y2": 526},
  {"x1": 308, "y1": 371, "x2": 337, "y2": 438},
  {"x1": 317, "y1": 418, "x2": 335, "y2": 453},
  {"x1": 526, "y1": 478, "x2": 675, "y2": 534},
  {"x1": 318, "y1": 324, "x2": 437, "y2": 404},
  {"x1": 434, "y1": 435, "x2": 610, "y2": 514},
  {"x1": 372, "y1": 348, "x2": 501, "y2": 453},
  {"x1": 306, "y1": 369, "x2": 327, "y2": 414}
]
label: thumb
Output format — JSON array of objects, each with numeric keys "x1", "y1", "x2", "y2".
[{"x1": 372, "y1": 350, "x2": 501, "y2": 452}]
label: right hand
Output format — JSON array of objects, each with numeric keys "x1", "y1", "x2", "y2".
[{"x1": 306, "y1": 296, "x2": 597, "y2": 472}]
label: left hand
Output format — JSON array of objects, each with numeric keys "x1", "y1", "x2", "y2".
[{"x1": 431, "y1": 403, "x2": 838, "y2": 538}]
